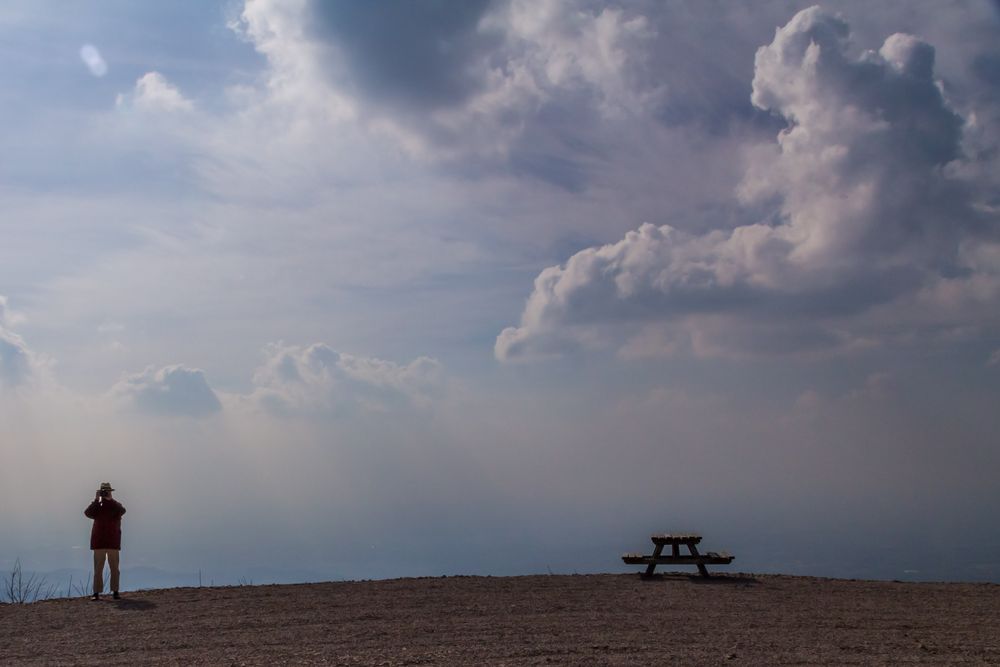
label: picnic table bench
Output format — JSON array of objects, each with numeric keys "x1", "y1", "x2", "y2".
[{"x1": 623, "y1": 533, "x2": 733, "y2": 578}]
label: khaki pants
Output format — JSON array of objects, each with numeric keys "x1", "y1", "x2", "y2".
[{"x1": 93, "y1": 549, "x2": 120, "y2": 594}]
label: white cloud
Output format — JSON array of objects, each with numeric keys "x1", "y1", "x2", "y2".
[
  {"x1": 497, "y1": 6, "x2": 1000, "y2": 361},
  {"x1": 249, "y1": 342, "x2": 444, "y2": 416},
  {"x1": 0, "y1": 294, "x2": 24, "y2": 328},
  {"x1": 497, "y1": 0, "x2": 660, "y2": 117},
  {"x1": 117, "y1": 72, "x2": 194, "y2": 113},
  {"x1": 0, "y1": 323, "x2": 34, "y2": 387},
  {"x1": 0, "y1": 295, "x2": 42, "y2": 388},
  {"x1": 229, "y1": 0, "x2": 357, "y2": 121},
  {"x1": 111, "y1": 364, "x2": 221, "y2": 417},
  {"x1": 79, "y1": 44, "x2": 107, "y2": 77}
]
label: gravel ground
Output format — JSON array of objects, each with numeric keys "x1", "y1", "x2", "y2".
[{"x1": 2, "y1": 573, "x2": 999, "y2": 665}]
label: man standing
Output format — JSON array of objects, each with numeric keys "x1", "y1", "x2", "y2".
[{"x1": 84, "y1": 482, "x2": 126, "y2": 600}]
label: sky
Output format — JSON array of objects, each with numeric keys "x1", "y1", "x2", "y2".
[{"x1": 2, "y1": 0, "x2": 1000, "y2": 588}]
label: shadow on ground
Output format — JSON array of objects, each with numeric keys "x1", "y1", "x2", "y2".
[
  {"x1": 112, "y1": 598, "x2": 157, "y2": 611},
  {"x1": 636, "y1": 573, "x2": 760, "y2": 586}
]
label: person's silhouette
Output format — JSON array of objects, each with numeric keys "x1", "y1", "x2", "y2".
[{"x1": 84, "y1": 482, "x2": 126, "y2": 600}]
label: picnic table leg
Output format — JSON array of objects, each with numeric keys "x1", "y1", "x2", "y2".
[
  {"x1": 687, "y1": 543, "x2": 711, "y2": 578},
  {"x1": 644, "y1": 542, "x2": 664, "y2": 577}
]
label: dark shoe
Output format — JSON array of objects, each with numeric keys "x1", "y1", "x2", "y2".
[
  {"x1": 90, "y1": 594, "x2": 100, "y2": 601},
  {"x1": 112, "y1": 592, "x2": 120, "y2": 600}
]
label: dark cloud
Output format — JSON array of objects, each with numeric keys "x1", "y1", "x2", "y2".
[
  {"x1": 238, "y1": 0, "x2": 665, "y2": 172},
  {"x1": 507, "y1": 150, "x2": 591, "y2": 193},
  {"x1": 972, "y1": 51, "x2": 1000, "y2": 87},
  {"x1": 309, "y1": 0, "x2": 498, "y2": 110},
  {"x1": 113, "y1": 365, "x2": 222, "y2": 418}
]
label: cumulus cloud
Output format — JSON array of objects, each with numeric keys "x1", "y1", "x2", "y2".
[
  {"x1": 112, "y1": 365, "x2": 222, "y2": 417},
  {"x1": 496, "y1": 0, "x2": 660, "y2": 117},
  {"x1": 249, "y1": 342, "x2": 444, "y2": 416},
  {"x1": 497, "y1": 6, "x2": 1000, "y2": 361},
  {"x1": 117, "y1": 72, "x2": 193, "y2": 113}
]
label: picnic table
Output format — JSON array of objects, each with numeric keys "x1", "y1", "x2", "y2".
[{"x1": 623, "y1": 533, "x2": 733, "y2": 578}]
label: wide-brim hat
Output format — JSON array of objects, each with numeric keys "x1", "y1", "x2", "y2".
[{"x1": 99, "y1": 482, "x2": 114, "y2": 492}]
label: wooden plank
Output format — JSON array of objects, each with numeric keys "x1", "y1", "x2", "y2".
[
  {"x1": 651, "y1": 534, "x2": 702, "y2": 545},
  {"x1": 621, "y1": 555, "x2": 734, "y2": 566}
]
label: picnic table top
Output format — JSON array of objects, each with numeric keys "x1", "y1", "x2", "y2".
[
  {"x1": 622, "y1": 552, "x2": 734, "y2": 565},
  {"x1": 651, "y1": 533, "x2": 702, "y2": 544}
]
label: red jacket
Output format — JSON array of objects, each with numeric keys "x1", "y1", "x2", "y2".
[{"x1": 84, "y1": 498, "x2": 126, "y2": 550}]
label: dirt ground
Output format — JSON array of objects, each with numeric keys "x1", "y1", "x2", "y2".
[{"x1": 2, "y1": 572, "x2": 998, "y2": 665}]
